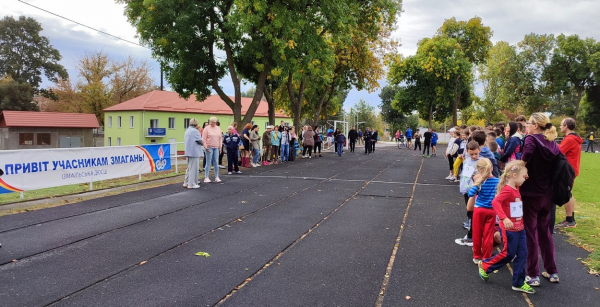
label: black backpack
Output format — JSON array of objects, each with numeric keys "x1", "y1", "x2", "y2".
[
  {"x1": 527, "y1": 135, "x2": 575, "y2": 206},
  {"x1": 551, "y1": 152, "x2": 575, "y2": 206}
]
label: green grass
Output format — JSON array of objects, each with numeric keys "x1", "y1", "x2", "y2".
[{"x1": 556, "y1": 152, "x2": 600, "y2": 274}]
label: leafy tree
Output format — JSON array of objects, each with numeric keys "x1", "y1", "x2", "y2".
[
  {"x1": 0, "y1": 16, "x2": 68, "y2": 93},
  {"x1": 581, "y1": 85, "x2": 600, "y2": 131},
  {"x1": 476, "y1": 41, "x2": 513, "y2": 124},
  {"x1": 436, "y1": 17, "x2": 493, "y2": 125},
  {"x1": 0, "y1": 76, "x2": 36, "y2": 111},
  {"x1": 349, "y1": 98, "x2": 381, "y2": 132},
  {"x1": 388, "y1": 36, "x2": 472, "y2": 128},
  {"x1": 545, "y1": 34, "x2": 600, "y2": 119},
  {"x1": 379, "y1": 84, "x2": 408, "y2": 133},
  {"x1": 44, "y1": 51, "x2": 154, "y2": 125}
]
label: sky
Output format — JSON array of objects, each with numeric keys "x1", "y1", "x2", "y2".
[{"x1": 2, "y1": 0, "x2": 599, "y2": 110}]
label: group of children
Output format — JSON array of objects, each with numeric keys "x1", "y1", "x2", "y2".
[{"x1": 449, "y1": 123, "x2": 537, "y2": 294}]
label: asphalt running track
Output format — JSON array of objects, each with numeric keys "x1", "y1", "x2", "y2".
[{"x1": 0, "y1": 144, "x2": 598, "y2": 306}]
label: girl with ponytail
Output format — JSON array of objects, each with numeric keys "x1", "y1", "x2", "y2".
[
  {"x1": 478, "y1": 160, "x2": 535, "y2": 294},
  {"x1": 467, "y1": 158, "x2": 500, "y2": 264},
  {"x1": 520, "y1": 112, "x2": 561, "y2": 286}
]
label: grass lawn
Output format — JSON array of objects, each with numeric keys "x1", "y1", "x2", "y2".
[{"x1": 555, "y1": 152, "x2": 600, "y2": 274}]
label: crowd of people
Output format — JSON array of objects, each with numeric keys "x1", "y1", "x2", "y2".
[
  {"x1": 183, "y1": 118, "x2": 384, "y2": 186},
  {"x1": 439, "y1": 113, "x2": 585, "y2": 294}
]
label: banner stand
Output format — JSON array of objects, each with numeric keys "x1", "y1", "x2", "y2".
[
  {"x1": 89, "y1": 179, "x2": 93, "y2": 191},
  {"x1": 20, "y1": 192, "x2": 23, "y2": 200}
]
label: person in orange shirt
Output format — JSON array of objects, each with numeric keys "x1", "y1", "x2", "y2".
[{"x1": 555, "y1": 117, "x2": 583, "y2": 228}]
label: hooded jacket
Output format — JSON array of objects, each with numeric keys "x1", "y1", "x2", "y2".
[
  {"x1": 520, "y1": 134, "x2": 561, "y2": 197},
  {"x1": 559, "y1": 133, "x2": 583, "y2": 177}
]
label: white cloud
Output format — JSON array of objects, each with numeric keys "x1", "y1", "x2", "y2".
[{"x1": 3, "y1": 0, "x2": 599, "y2": 110}]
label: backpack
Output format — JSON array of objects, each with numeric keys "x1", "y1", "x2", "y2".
[
  {"x1": 527, "y1": 135, "x2": 575, "y2": 206},
  {"x1": 550, "y1": 152, "x2": 575, "y2": 206}
]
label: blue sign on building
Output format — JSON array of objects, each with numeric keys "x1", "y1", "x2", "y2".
[{"x1": 147, "y1": 128, "x2": 166, "y2": 137}]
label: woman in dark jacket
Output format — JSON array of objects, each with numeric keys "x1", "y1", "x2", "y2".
[
  {"x1": 520, "y1": 112, "x2": 560, "y2": 286},
  {"x1": 499, "y1": 122, "x2": 522, "y2": 163}
]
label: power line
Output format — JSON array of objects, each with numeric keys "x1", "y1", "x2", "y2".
[
  {"x1": 17, "y1": 0, "x2": 227, "y2": 60},
  {"x1": 17, "y1": 0, "x2": 147, "y2": 48}
]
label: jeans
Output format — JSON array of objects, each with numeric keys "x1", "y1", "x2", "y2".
[
  {"x1": 280, "y1": 143, "x2": 289, "y2": 161},
  {"x1": 253, "y1": 148, "x2": 260, "y2": 164},
  {"x1": 204, "y1": 147, "x2": 220, "y2": 179},
  {"x1": 586, "y1": 141, "x2": 594, "y2": 152},
  {"x1": 337, "y1": 142, "x2": 343, "y2": 155}
]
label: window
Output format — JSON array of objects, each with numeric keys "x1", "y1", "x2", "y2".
[
  {"x1": 184, "y1": 118, "x2": 191, "y2": 129},
  {"x1": 37, "y1": 133, "x2": 51, "y2": 145},
  {"x1": 130, "y1": 116, "x2": 134, "y2": 128},
  {"x1": 169, "y1": 117, "x2": 175, "y2": 129},
  {"x1": 19, "y1": 133, "x2": 34, "y2": 145},
  {"x1": 108, "y1": 137, "x2": 111, "y2": 146},
  {"x1": 118, "y1": 116, "x2": 122, "y2": 128},
  {"x1": 108, "y1": 116, "x2": 112, "y2": 128},
  {"x1": 117, "y1": 137, "x2": 121, "y2": 146},
  {"x1": 150, "y1": 119, "x2": 158, "y2": 128}
]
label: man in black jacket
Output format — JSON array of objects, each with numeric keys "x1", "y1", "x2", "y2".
[
  {"x1": 364, "y1": 128, "x2": 373, "y2": 154},
  {"x1": 348, "y1": 127, "x2": 357, "y2": 153},
  {"x1": 371, "y1": 130, "x2": 378, "y2": 153}
]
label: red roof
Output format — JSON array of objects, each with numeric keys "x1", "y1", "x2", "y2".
[
  {"x1": 103, "y1": 90, "x2": 289, "y2": 117},
  {"x1": 0, "y1": 111, "x2": 100, "y2": 128}
]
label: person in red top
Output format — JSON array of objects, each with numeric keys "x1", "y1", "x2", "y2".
[
  {"x1": 555, "y1": 117, "x2": 583, "y2": 228},
  {"x1": 478, "y1": 160, "x2": 535, "y2": 294}
]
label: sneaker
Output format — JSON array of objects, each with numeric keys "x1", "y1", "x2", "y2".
[
  {"x1": 454, "y1": 179, "x2": 460, "y2": 183},
  {"x1": 555, "y1": 220, "x2": 576, "y2": 228},
  {"x1": 473, "y1": 258, "x2": 481, "y2": 264},
  {"x1": 252, "y1": 163, "x2": 258, "y2": 167},
  {"x1": 449, "y1": 176, "x2": 456, "y2": 181},
  {"x1": 478, "y1": 261, "x2": 489, "y2": 281},
  {"x1": 512, "y1": 283, "x2": 535, "y2": 294},
  {"x1": 455, "y1": 236, "x2": 473, "y2": 246},
  {"x1": 183, "y1": 183, "x2": 188, "y2": 188},
  {"x1": 228, "y1": 172, "x2": 232, "y2": 175},
  {"x1": 319, "y1": 155, "x2": 322, "y2": 157},
  {"x1": 214, "y1": 177, "x2": 222, "y2": 183},
  {"x1": 542, "y1": 272, "x2": 559, "y2": 283},
  {"x1": 525, "y1": 276, "x2": 540, "y2": 287},
  {"x1": 219, "y1": 165, "x2": 226, "y2": 169},
  {"x1": 235, "y1": 171, "x2": 242, "y2": 174},
  {"x1": 187, "y1": 185, "x2": 200, "y2": 189},
  {"x1": 204, "y1": 178, "x2": 211, "y2": 183},
  {"x1": 426, "y1": 155, "x2": 430, "y2": 158},
  {"x1": 445, "y1": 175, "x2": 452, "y2": 180}
]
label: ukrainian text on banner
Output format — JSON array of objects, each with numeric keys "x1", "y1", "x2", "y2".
[{"x1": 0, "y1": 144, "x2": 170, "y2": 194}]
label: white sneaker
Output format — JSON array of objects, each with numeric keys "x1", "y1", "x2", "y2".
[
  {"x1": 252, "y1": 163, "x2": 259, "y2": 167},
  {"x1": 228, "y1": 172, "x2": 232, "y2": 175},
  {"x1": 449, "y1": 176, "x2": 456, "y2": 181},
  {"x1": 219, "y1": 165, "x2": 226, "y2": 169},
  {"x1": 445, "y1": 175, "x2": 452, "y2": 180}
]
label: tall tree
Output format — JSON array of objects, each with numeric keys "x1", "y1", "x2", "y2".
[
  {"x1": 436, "y1": 17, "x2": 493, "y2": 126},
  {"x1": 0, "y1": 16, "x2": 68, "y2": 94},
  {"x1": 476, "y1": 41, "x2": 513, "y2": 124},
  {"x1": 0, "y1": 76, "x2": 36, "y2": 111},
  {"x1": 379, "y1": 84, "x2": 407, "y2": 133},
  {"x1": 545, "y1": 34, "x2": 600, "y2": 119},
  {"x1": 388, "y1": 37, "x2": 472, "y2": 127}
]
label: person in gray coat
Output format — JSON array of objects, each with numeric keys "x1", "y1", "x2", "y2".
[{"x1": 184, "y1": 118, "x2": 203, "y2": 188}]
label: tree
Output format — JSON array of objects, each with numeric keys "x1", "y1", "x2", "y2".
[
  {"x1": 349, "y1": 98, "x2": 381, "y2": 132},
  {"x1": 476, "y1": 41, "x2": 513, "y2": 124},
  {"x1": 581, "y1": 85, "x2": 600, "y2": 131},
  {"x1": 43, "y1": 51, "x2": 154, "y2": 125},
  {"x1": 0, "y1": 16, "x2": 68, "y2": 93},
  {"x1": 545, "y1": 34, "x2": 600, "y2": 119},
  {"x1": 379, "y1": 84, "x2": 408, "y2": 133},
  {"x1": 388, "y1": 36, "x2": 472, "y2": 127},
  {"x1": 436, "y1": 17, "x2": 493, "y2": 125},
  {"x1": 0, "y1": 76, "x2": 36, "y2": 111}
]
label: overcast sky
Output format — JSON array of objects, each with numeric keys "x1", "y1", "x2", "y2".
[{"x1": 2, "y1": 0, "x2": 599, "y2": 110}]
